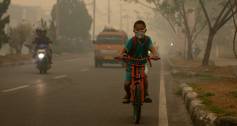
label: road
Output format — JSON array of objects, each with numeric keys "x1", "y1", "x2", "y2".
[{"x1": 0, "y1": 53, "x2": 193, "y2": 126}]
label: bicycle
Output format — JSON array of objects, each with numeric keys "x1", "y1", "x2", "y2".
[{"x1": 115, "y1": 55, "x2": 160, "y2": 124}]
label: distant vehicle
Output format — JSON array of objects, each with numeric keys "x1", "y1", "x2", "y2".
[
  {"x1": 35, "y1": 44, "x2": 51, "y2": 74},
  {"x1": 94, "y1": 29, "x2": 128, "y2": 67}
]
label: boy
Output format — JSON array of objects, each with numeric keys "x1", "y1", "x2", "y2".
[{"x1": 119, "y1": 20, "x2": 159, "y2": 103}]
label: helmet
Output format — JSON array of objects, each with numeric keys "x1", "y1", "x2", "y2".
[{"x1": 35, "y1": 27, "x2": 47, "y2": 35}]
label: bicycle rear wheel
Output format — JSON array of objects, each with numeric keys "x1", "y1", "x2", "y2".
[{"x1": 133, "y1": 85, "x2": 141, "y2": 124}]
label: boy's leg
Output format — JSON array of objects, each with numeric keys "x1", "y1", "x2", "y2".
[
  {"x1": 144, "y1": 75, "x2": 152, "y2": 103},
  {"x1": 144, "y1": 75, "x2": 149, "y2": 96},
  {"x1": 144, "y1": 64, "x2": 150, "y2": 97},
  {"x1": 123, "y1": 80, "x2": 131, "y2": 103},
  {"x1": 123, "y1": 80, "x2": 131, "y2": 99}
]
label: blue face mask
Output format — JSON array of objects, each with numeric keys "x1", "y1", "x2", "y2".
[{"x1": 135, "y1": 31, "x2": 145, "y2": 39}]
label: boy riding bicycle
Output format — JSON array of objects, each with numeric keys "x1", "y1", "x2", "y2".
[{"x1": 119, "y1": 20, "x2": 159, "y2": 104}]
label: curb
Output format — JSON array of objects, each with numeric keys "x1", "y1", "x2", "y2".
[
  {"x1": 180, "y1": 83, "x2": 237, "y2": 126},
  {"x1": 180, "y1": 83, "x2": 217, "y2": 126},
  {"x1": 0, "y1": 60, "x2": 33, "y2": 67},
  {"x1": 166, "y1": 58, "x2": 237, "y2": 126}
]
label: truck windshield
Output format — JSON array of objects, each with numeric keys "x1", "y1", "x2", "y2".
[{"x1": 96, "y1": 35, "x2": 124, "y2": 44}]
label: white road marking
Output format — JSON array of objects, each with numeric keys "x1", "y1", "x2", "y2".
[
  {"x1": 1, "y1": 85, "x2": 30, "y2": 93},
  {"x1": 159, "y1": 63, "x2": 169, "y2": 126},
  {"x1": 53, "y1": 75, "x2": 67, "y2": 79}
]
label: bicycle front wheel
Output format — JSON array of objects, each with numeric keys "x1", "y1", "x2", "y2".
[{"x1": 133, "y1": 85, "x2": 142, "y2": 124}]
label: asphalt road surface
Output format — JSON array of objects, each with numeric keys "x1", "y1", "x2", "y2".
[{"x1": 0, "y1": 53, "x2": 193, "y2": 126}]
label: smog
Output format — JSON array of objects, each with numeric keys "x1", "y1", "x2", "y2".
[{"x1": 0, "y1": 0, "x2": 237, "y2": 126}]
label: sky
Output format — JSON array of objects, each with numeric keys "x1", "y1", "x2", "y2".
[
  {"x1": 4, "y1": 0, "x2": 171, "y2": 55},
  {"x1": 11, "y1": 0, "x2": 155, "y2": 36},
  {"x1": 12, "y1": 0, "x2": 56, "y2": 11}
]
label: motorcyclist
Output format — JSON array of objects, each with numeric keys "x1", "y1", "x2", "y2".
[
  {"x1": 119, "y1": 20, "x2": 159, "y2": 104},
  {"x1": 32, "y1": 28, "x2": 53, "y2": 64}
]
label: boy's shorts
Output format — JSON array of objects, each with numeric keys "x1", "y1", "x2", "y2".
[{"x1": 125, "y1": 64, "x2": 148, "y2": 81}]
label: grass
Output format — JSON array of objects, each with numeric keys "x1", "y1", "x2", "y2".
[
  {"x1": 171, "y1": 58, "x2": 237, "y2": 116},
  {"x1": 189, "y1": 84, "x2": 226, "y2": 115},
  {"x1": 196, "y1": 74, "x2": 220, "y2": 81},
  {"x1": 198, "y1": 91, "x2": 215, "y2": 106},
  {"x1": 229, "y1": 91, "x2": 237, "y2": 98},
  {"x1": 198, "y1": 92, "x2": 228, "y2": 115},
  {"x1": 200, "y1": 92, "x2": 215, "y2": 97},
  {"x1": 191, "y1": 84, "x2": 226, "y2": 115},
  {"x1": 192, "y1": 86, "x2": 236, "y2": 116},
  {"x1": 172, "y1": 71, "x2": 220, "y2": 81},
  {"x1": 207, "y1": 104, "x2": 226, "y2": 115}
]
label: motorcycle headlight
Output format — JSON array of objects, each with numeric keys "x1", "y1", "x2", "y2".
[
  {"x1": 170, "y1": 42, "x2": 174, "y2": 47},
  {"x1": 38, "y1": 53, "x2": 45, "y2": 59}
]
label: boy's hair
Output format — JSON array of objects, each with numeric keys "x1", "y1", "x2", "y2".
[{"x1": 133, "y1": 20, "x2": 146, "y2": 28}]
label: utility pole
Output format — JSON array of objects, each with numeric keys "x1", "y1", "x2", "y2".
[
  {"x1": 124, "y1": 14, "x2": 129, "y2": 34},
  {"x1": 120, "y1": 0, "x2": 122, "y2": 30},
  {"x1": 56, "y1": 0, "x2": 60, "y2": 41},
  {"x1": 92, "y1": 0, "x2": 96, "y2": 41},
  {"x1": 108, "y1": 0, "x2": 111, "y2": 26}
]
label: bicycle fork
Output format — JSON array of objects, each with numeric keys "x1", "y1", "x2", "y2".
[{"x1": 130, "y1": 64, "x2": 146, "y2": 103}]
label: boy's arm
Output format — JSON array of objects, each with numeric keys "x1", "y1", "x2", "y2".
[
  {"x1": 148, "y1": 37, "x2": 159, "y2": 58},
  {"x1": 119, "y1": 38, "x2": 132, "y2": 56},
  {"x1": 150, "y1": 46, "x2": 159, "y2": 57},
  {"x1": 119, "y1": 48, "x2": 127, "y2": 56}
]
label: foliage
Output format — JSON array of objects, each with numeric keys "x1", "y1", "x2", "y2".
[
  {"x1": 199, "y1": 0, "x2": 237, "y2": 65},
  {"x1": 0, "y1": 0, "x2": 10, "y2": 49},
  {"x1": 50, "y1": 0, "x2": 92, "y2": 53},
  {"x1": 52, "y1": 0, "x2": 92, "y2": 40},
  {"x1": 8, "y1": 23, "x2": 33, "y2": 54},
  {"x1": 124, "y1": 0, "x2": 207, "y2": 60}
]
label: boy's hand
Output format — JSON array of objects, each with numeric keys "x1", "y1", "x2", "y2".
[
  {"x1": 150, "y1": 56, "x2": 160, "y2": 60},
  {"x1": 115, "y1": 53, "x2": 126, "y2": 60},
  {"x1": 119, "y1": 48, "x2": 127, "y2": 57}
]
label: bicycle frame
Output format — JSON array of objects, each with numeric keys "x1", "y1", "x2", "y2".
[
  {"x1": 114, "y1": 55, "x2": 160, "y2": 124},
  {"x1": 130, "y1": 64, "x2": 145, "y2": 104}
]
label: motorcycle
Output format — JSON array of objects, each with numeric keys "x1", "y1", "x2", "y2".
[{"x1": 35, "y1": 44, "x2": 51, "y2": 74}]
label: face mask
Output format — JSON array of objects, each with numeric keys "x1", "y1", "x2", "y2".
[{"x1": 135, "y1": 31, "x2": 145, "y2": 39}]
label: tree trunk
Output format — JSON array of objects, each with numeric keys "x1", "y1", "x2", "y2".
[
  {"x1": 202, "y1": 31, "x2": 215, "y2": 66},
  {"x1": 15, "y1": 45, "x2": 22, "y2": 55},
  {"x1": 187, "y1": 35, "x2": 193, "y2": 60},
  {"x1": 233, "y1": 30, "x2": 237, "y2": 58},
  {"x1": 16, "y1": 49, "x2": 22, "y2": 55}
]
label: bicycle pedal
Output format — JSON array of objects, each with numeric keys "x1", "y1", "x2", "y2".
[
  {"x1": 144, "y1": 99, "x2": 152, "y2": 103},
  {"x1": 122, "y1": 100, "x2": 130, "y2": 104}
]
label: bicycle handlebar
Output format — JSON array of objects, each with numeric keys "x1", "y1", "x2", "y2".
[
  {"x1": 114, "y1": 56, "x2": 160, "y2": 61},
  {"x1": 114, "y1": 56, "x2": 160, "y2": 67}
]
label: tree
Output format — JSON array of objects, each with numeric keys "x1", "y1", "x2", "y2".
[
  {"x1": 51, "y1": 0, "x2": 92, "y2": 52},
  {"x1": 124, "y1": 0, "x2": 206, "y2": 60},
  {"x1": 173, "y1": 0, "x2": 206, "y2": 60},
  {"x1": 199, "y1": 0, "x2": 237, "y2": 65},
  {"x1": 229, "y1": 0, "x2": 237, "y2": 58},
  {"x1": 8, "y1": 23, "x2": 33, "y2": 54},
  {"x1": 48, "y1": 7, "x2": 56, "y2": 43},
  {"x1": 0, "y1": 0, "x2": 10, "y2": 49},
  {"x1": 53, "y1": 0, "x2": 92, "y2": 40}
]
